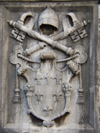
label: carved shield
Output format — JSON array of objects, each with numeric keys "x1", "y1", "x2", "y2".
[{"x1": 19, "y1": 50, "x2": 73, "y2": 125}]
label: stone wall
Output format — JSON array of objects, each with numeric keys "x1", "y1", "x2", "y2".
[{"x1": 0, "y1": 1, "x2": 99, "y2": 133}]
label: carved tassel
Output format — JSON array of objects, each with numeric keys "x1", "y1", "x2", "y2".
[
  {"x1": 77, "y1": 65, "x2": 84, "y2": 104},
  {"x1": 13, "y1": 64, "x2": 21, "y2": 103}
]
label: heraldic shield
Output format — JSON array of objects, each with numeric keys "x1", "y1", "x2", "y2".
[
  {"x1": 20, "y1": 53, "x2": 73, "y2": 127},
  {"x1": 8, "y1": 7, "x2": 88, "y2": 127}
]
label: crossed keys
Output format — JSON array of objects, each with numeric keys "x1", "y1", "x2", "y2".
[{"x1": 8, "y1": 11, "x2": 88, "y2": 57}]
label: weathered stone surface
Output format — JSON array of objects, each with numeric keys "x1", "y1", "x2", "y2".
[
  {"x1": 0, "y1": 0, "x2": 98, "y2": 1},
  {"x1": 0, "y1": 1, "x2": 99, "y2": 133}
]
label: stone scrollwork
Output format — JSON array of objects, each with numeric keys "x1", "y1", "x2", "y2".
[{"x1": 8, "y1": 7, "x2": 88, "y2": 127}]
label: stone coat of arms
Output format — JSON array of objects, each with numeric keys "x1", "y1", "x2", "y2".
[{"x1": 8, "y1": 7, "x2": 88, "y2": 127}]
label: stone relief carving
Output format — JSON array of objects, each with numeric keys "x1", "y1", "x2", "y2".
[{"x1": 8, "y1": 7, "x2": 88, "y2": 127}]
